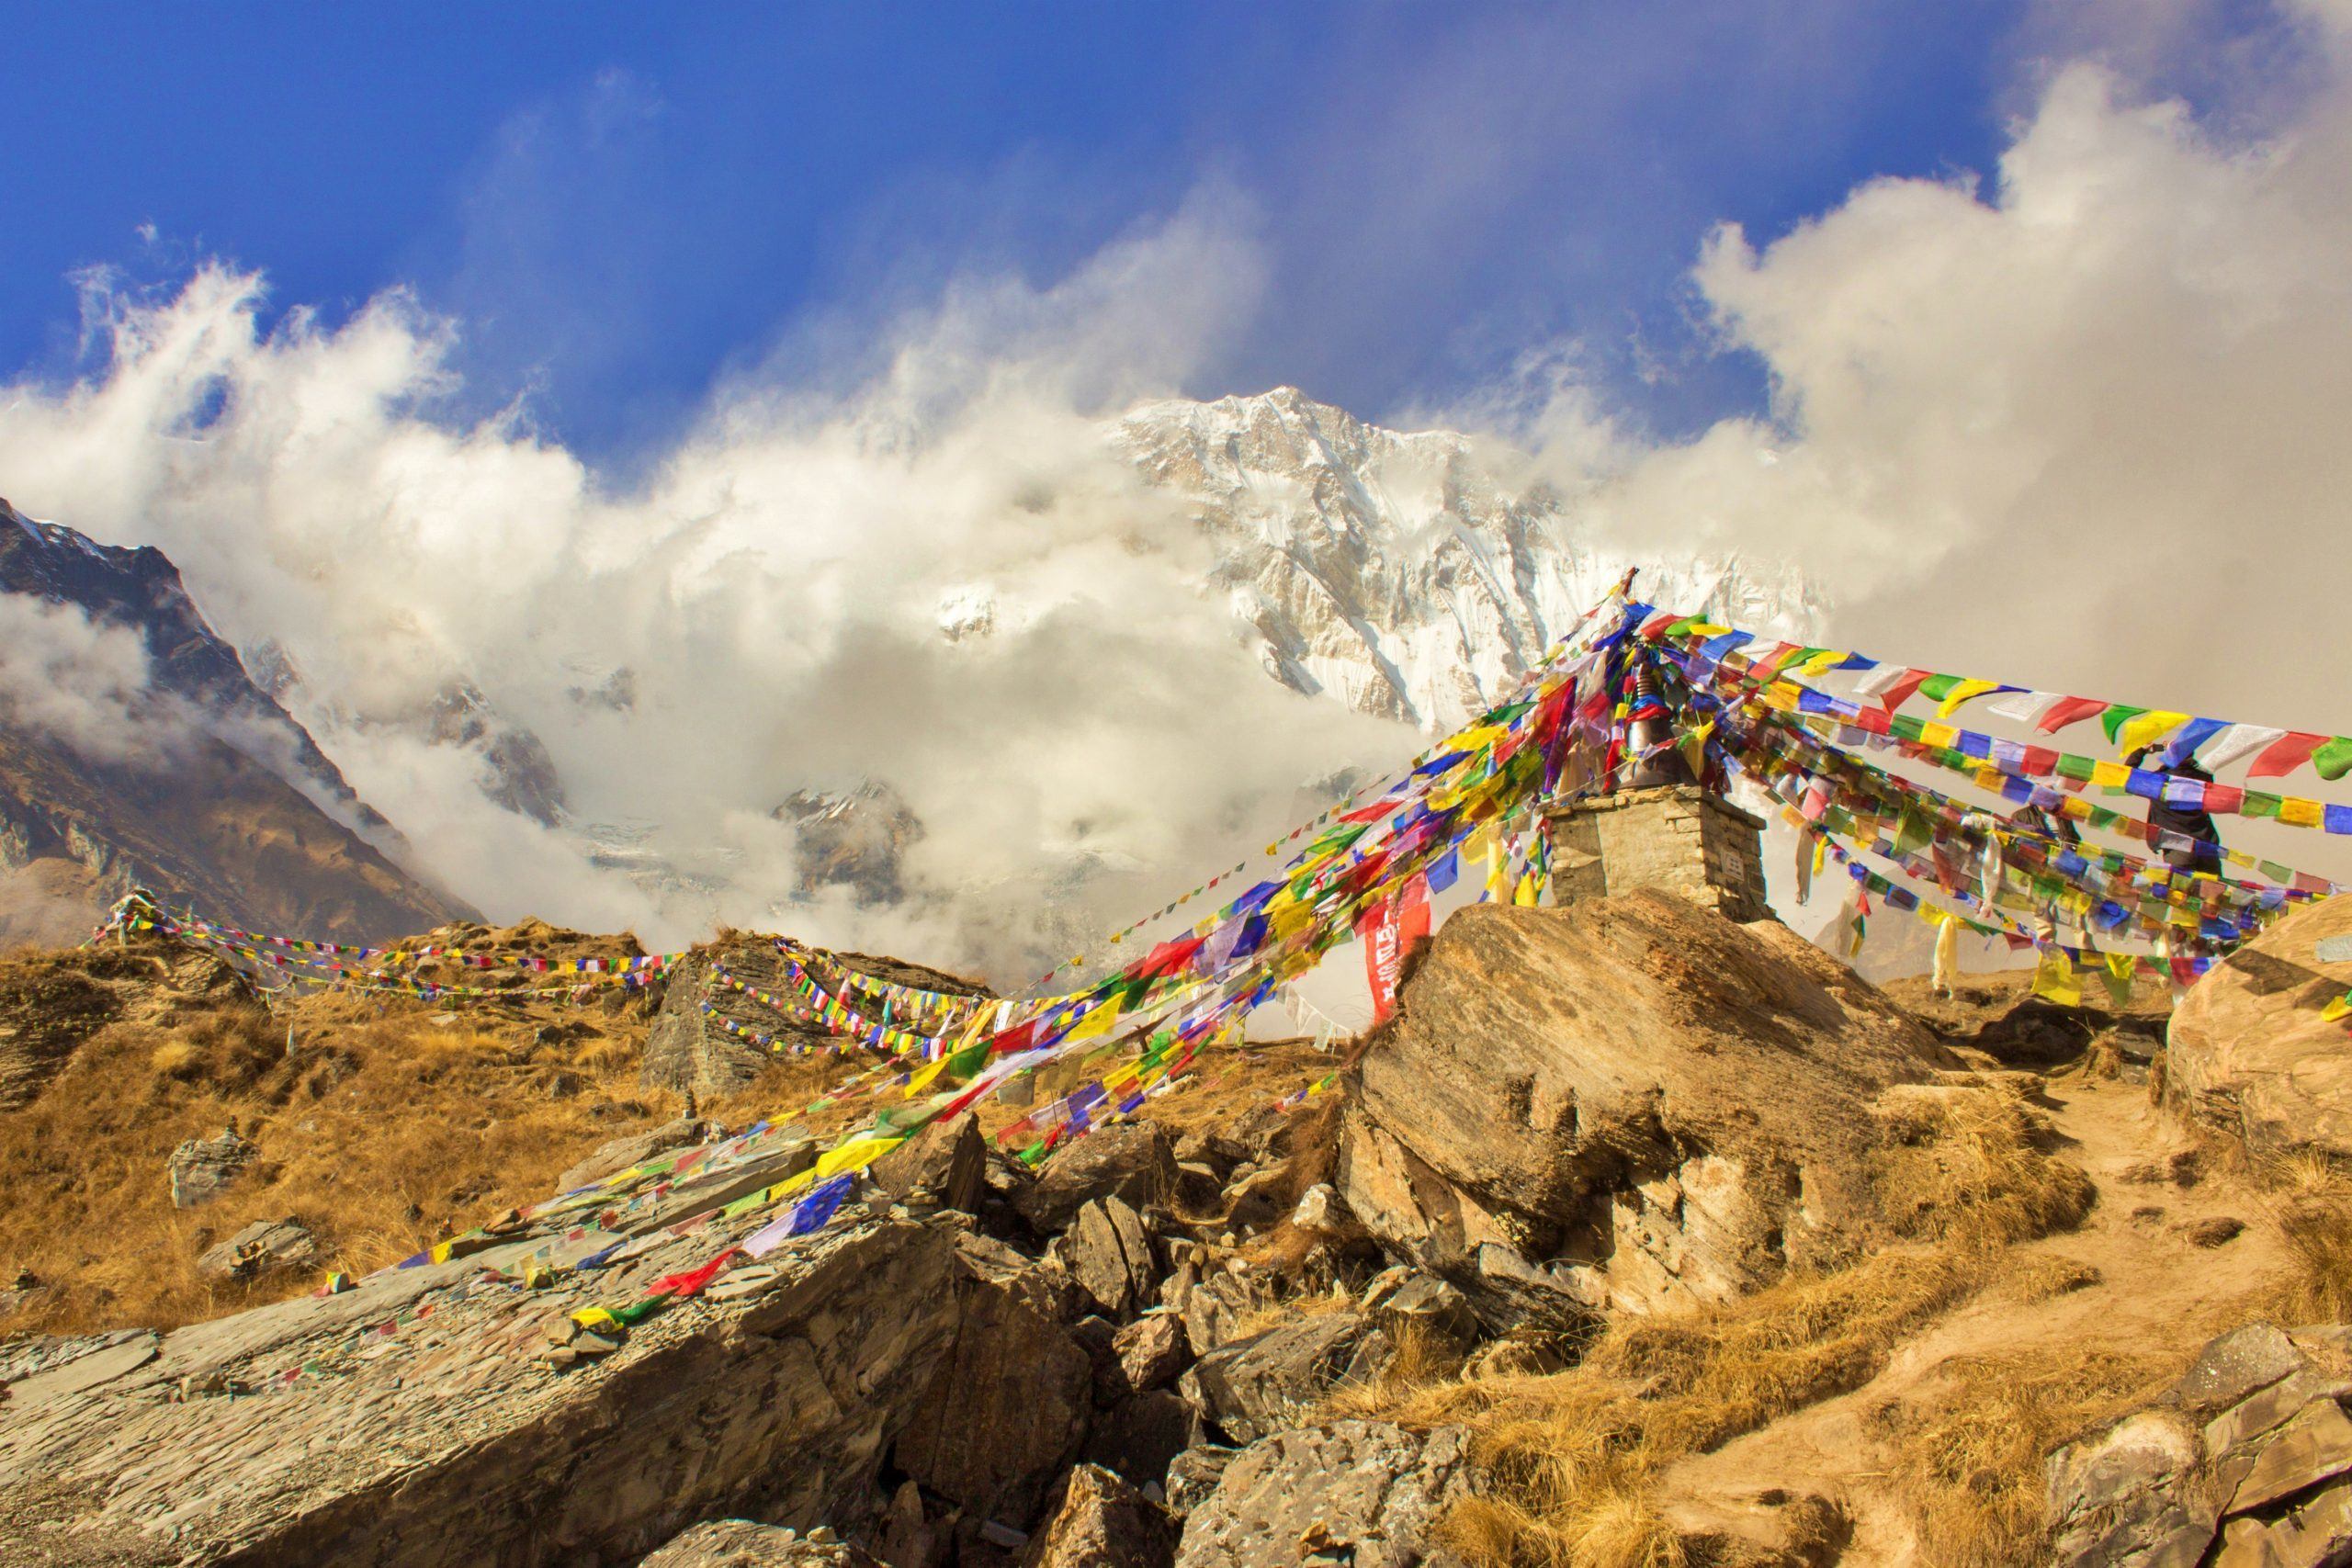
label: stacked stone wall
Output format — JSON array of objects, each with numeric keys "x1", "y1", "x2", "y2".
[{"x1": 1544, "y1": 785, "x2": 1770, "y2": 923}]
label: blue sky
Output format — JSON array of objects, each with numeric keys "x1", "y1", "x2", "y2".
[{"x1": 0, "y1": 3, "x2": 2037, "y2": 457}]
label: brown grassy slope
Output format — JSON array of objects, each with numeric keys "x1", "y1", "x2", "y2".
[
  {"x1": 0, "y1": 924, "x2": 1339, "y2": 1338},
  {"x1": 0, "y1": 925, "x2": 695, "y2": 1335}
]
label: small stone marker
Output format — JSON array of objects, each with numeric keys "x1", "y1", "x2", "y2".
[{"x1": 2316, "y1": 935, "x2": 2352, "y2": 964}]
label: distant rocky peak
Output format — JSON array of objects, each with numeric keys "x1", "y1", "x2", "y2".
[
  {"x1": 0, "y1": 500, "x2": 386, "y2": 829},
  {"x1": 775, "y1": 780, "x2": 925, "y2": 905},
  {"x1": 421, "y1": 682, "x2": 568, "y2": 829}
]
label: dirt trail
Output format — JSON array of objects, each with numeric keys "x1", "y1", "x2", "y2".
[{"x1": 1657, "y1": 1068, "x2": 2290, "y2": 1561}]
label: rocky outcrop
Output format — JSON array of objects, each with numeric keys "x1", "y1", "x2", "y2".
[
  {"x1": 1178, "y1": 1313, "x2": 1390, "y2": 1446},
  {"x1": 1015, "y1": 1124, "x2": 1178, "y2": 1235},
  {"x1": 168, "y1": 1126, "x2": 258, "y2": 1208},
  {"x1": 1174, "y1": 1420, "x2": 1472, "y2": 1568},
  {"x1": 2167, "y1": 897, "x2": 2352, "y2": 1163},
  {"x1": 1019, "y1": 1462, "x2": 1177, "y2": 1568},
  {"x1": 2048, "y1": 1321, "x2": 2352, "y2": 1567},
  {"x1": 1062, "y1": 1197, "x2": 1159, "y2": 1318},
  {"x1": 1336, "y1": 892, "x2": 1953, "y2": 1329},
  {"x1": 642, "y1": 941, "x2": 989, "y2": 1100},
  {"x1": 873, "y1": 1111, "x2": 987, "y2": 1215},
  {"x1": 554, "y1": 1117, "x2": 716, "y2": 1191},
  {"x1": 1110, "y1": 1314, "x2": 1192, "y2": 1398},
  {"x1": 892, "y1": 1234, "x2": 1094, "y2": 1530},
  {"x1": 0, "y1": 1213, "x2": 967, "y2": 1564},
  {"x1": 194, "y1": 1216, "x2": 317, "y2": 1280}
]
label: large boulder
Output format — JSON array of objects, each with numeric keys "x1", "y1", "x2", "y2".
[
  {"x1": 2167, "y1": 897, "x2": 2352, "y2": 1163},
  {"x1": 872, "y1": 1111, "x2": 987, "y2": 1214},
  {"x1": 168, "y1": 1126, "x2": 258, "y2": 1208},
  {"x1": 1019, "y1": 1463, "x2": 1177, "y2": 1568},
  {"x1": 194, "y1": 1217, "x2": 317, "y2": 1281},
  {"x1": 0, "y1": 1213, "x2": 965, "y2": 1564},
  {"x1": 892, "y1": 1234, "x2": 1094, "y2": 1529},
  {"x1": 642, "y1": 940, "x2": 989, "y2": 1100},
  {"x1": 1175, "y1": 1421, "x2": 1471, "y2": 1568},
  {"x1": 2047, "y1": 1320, "x2": 2352, "y2": 1567},
  {"x1": 1060, "y1": 1197, "x2": 1159, "y2": 1319},
  {"x1": 1335, "y1": 893, "x2": 1953, "y2": 1328},
  {"x1": 1015, "y1": 1124, "x2": 1179, "y2": 1235},
  {"x1": 1177, "y1": 1312, "x2": 1388, "y2": 1446}
]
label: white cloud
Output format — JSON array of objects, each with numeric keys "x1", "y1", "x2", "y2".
[
  {"x1": 1500, "y1": 39, "x2": 2352, "y2": 742},
  {"x1": 0, "y1": 199, "x2": 1400, "y2": 973},
  {"x1": 0, "y1": 592, "x2": 180, "y2": 767},
  {"x1": 7, "y1": 16, "x2": 2352, "y2": 970}
]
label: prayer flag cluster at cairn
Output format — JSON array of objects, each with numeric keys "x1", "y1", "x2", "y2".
[{"x1": 89, "y1": 570, "x2": 2352, "y2": 1337}]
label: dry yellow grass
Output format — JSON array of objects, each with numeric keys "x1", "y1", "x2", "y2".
[
  {"x1": 1881, "y1": 1346, "x2": 2181, "y2": 1567},
  {"x1": 0, "y1": 940, "x2": 700, "y2": 1334},
  {"x1": 2254, "y1": 1147, "x2": 2352, "y2": 1324},
  {"x1": 1342, "y1": 1078, "x2": 2095, "y2": 1568}
]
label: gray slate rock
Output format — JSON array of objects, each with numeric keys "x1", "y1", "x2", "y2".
[
  {"x1": 1015, "y1": 1124, "x2": 1178, "y2": 1234},
  {"x1": 555, "y1": 1118, "x2": 713, "y2": 1192},
  {"x1": 1176, "y1": 1420, "x2": 1472, "y2": 1568},
  {"x1": 873, "y1": 1111, "x2": 987, "y2": 1214},
  {"x1": 1177, "y1": 1311, "x2": 1387, "y2": 1446},
  {"x1": 1163, "y1": 1445, "x2": 1238, "y2": 1519},
  {"x1": 168, "y1": 1126, "x2": 257, "y2": 1208},
  {"x1": 1018, "y1": 1461, "x2": 1177, "y2": 1568},
  {"x1": 1062, "y1": 1196, "x2": 1159, "y2": 1319},
  {"x1": 893, "y1": 1233, "x2": 1094, "y2": 1527},
  {"x1": 2177, "y1": 1322, "x2": 2308, "y2": 1420},
  {"x1": 195, "y1": 1216, "x2": 318, "y2": 1280},
  {"x1": 2046, "y1": 1409, "x2": 2217, "y2": 1567},
  {"x1": 1112, "y1": 1313, "x2": 1191, "y2": 1396},
  {"x1": 639, "y1": 1520, "x2": 885, "y2": 1566}
]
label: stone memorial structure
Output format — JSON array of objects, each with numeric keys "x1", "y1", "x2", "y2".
[{"x1": 1543, "y1": 784, "x2": 1770, "y2": 923}]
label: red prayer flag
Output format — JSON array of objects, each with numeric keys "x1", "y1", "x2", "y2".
[
  {"x1": 2034, "y1": 696, "x2": 2109, "y2": 734},
  {"x1": 2249, "y1": 732, "x2": 2326, "y2": 779},
  {"x1": 1875, "y1": 670, "x2": 1929, "y2": 714},
  {"x1": 1357, "y1": 872, "x2": 1431, "y2": 1025}
]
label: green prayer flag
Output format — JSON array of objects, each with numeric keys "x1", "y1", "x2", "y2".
[
  {"x1": 2314, "y1": 738, "x2": 2352, "y2": 782},
  {"x1": 2099, "y1": 705, "x2": 2147, "y2": 744}
]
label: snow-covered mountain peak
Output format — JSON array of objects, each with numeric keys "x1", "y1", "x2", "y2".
[{"x1": 1112, "y1": 389, "x2": 1824, "y2": 733}]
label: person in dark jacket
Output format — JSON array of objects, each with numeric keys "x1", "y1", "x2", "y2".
[{"x1": 2125, "y1": 744, "x2": 2222, "y2": 874}]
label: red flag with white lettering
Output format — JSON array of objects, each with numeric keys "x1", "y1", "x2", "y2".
[{"x1": 1359, "y1": 872, "x2": 1432, "y2": 1024}]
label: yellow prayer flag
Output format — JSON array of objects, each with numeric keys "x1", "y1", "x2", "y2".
[
  {"x1": 1796, "y1": 649, "x2": 1849, "y2": 677},
  {"x1": 1918, "y1": 722, "x2": 1959, "y2": 750},
  {"x1": 2282, "y1": 796, "x2": 2325, "y2": 828},
  {"x1": 1067, "y1": 1003, "x2": 1119, "y2": 1043},
  {"x1": 2032, "y1": 952, "x2": 2083, "y2": 1007},
  {"x1": 2324, "y1": 994, "x2": 2352, "y2": 1024},
  {"x1": 1935, "y1": 679, "x2": 2000, "y2": 716},
  {"x1": 2115, "y1": 710, "x2": 2189, "y2": 755},
  {"x1": 2089, "y1": 761, "x2": 2131, "y2": 789},
  {"x1": 816, "y1": 1134, "x2": 904, "y2": 1179}
]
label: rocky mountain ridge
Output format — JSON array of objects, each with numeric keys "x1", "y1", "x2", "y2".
[{"x1": 0, "y1": 500, "x2": 474, "y2": 945}]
